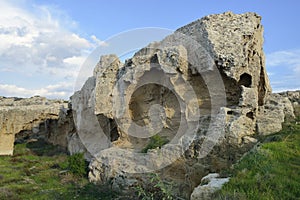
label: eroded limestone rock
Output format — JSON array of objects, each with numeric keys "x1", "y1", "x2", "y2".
[
  {"x1": 257, "y1": 93, "x2": 295, "y2": 135},
  {"x1": 278, "y1": 90, "x2": 300, "y2": 116},
  {"x1": 70, "y1": 12, "x2": 294, "y2": 198},
  {"x1": 0, "y1": 96, "x2": 69, "y2": 155}
]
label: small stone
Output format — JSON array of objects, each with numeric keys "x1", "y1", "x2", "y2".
[{"x1": 191, "y1": 173, "x2": 230, "y2": 200}]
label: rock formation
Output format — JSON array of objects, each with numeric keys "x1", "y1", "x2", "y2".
[
  {"x1": 278, "y1": 90, "x2": 300, "y2": 116},
  {"x1": 69, "y1": 11, "x2": 295, "y2": 198},
  {"x1": 0, "y1": 96, "x2": 71, "y2": 155},
  {"x1": 1, "y1": 11, "x2": 299, "y2": 199},
  {"x1": 257, "y1": 93, "x2": 295, "y2": 135}
]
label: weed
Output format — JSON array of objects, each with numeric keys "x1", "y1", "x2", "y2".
[
  {"x1": 141, "y1": 135, "x2": 169, "y2": 153},
  {"x1": 135, "y1": 173, "x2": 174, "y2": 200}
]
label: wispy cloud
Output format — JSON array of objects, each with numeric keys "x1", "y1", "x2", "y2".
[
  {"x1": 266, "y1": 49, "x2": 300, "y2": 92},
  {"x1": 0, "y1": 82, "x2": 74, "y2": 99},
  {"x1": 91, "y1": 35, "x2": 109, "y2": 47},
  {"x1": 0, "y1": 0, "x2": 104, "y2": 99},
  {"x1": 266, "y1": 49, "x2": 300, "y2": 68}
]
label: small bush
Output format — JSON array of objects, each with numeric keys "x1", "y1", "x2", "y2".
[
  {"x1": 64, "y1": 153, "x2": 88, "y2": 177},
  {"x1": 141, "y1": 135, "x2": 169, "y2": 153}
]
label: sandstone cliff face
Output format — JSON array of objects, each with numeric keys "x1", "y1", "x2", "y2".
[{"x1": 0, "y1": 96, "x2": 70, "y2": 155}]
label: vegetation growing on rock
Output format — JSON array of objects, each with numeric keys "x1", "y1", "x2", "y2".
[{"x1": 141, "y1": 135, "x2": 169, "y2": 153}]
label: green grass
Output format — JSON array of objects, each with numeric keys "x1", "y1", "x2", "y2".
[
  {"x1": 215, "y1": 120, "x2": 300, "y2": 200},
  {"x1": 0, "y1": 140, "x2": 117, "y2": 200}
]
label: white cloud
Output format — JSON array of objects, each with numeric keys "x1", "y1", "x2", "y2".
[
  {"x1": 266, "y1": 49, "x2": 300, "y2": 92},
  {"x1": 0, "y1": 82, "x2": 74, "y2": 99},
  {"x1": 0, "y1": 0, "x2": 104, "y2": 99},
  {"x1": 266, "y1": 49, "x2": 300, "y2": 68},
  {"x1": 0, "y1": 67, "x2": 15, "y2": 72},
  {"x1": 91, "y1": 35, "x2": 109, "y2": 47},
  {"x1": 63, "y1": 56, "x2": 86, "y2": 66}
]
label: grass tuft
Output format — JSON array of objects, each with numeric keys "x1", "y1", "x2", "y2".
[{"x1": 141, "y1": 135, "x2": 169, "y2": 153}]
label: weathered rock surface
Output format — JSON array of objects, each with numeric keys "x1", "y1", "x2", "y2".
[
  {"x1": 190, "y1": 173, "x2": 230, "y2": 200},
  {"x1": 278, "y1": 90, "x2": 300, "y2": 116},
  {"x1": 68, "y1": 12, "x2": 284, "y2": 198},
  {"x1": 0, "y1": 96, "x2": 70, "y2": 155},
  {"x1": 257, "y1": 93, "x2": 295, "y2": 135}
]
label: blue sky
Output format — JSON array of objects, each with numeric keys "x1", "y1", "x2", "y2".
[{"x1": 0, "y1": 0, "x2": 300, "y2": 99}]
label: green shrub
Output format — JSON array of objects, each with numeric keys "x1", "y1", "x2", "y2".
[
  {"x1": 64, "y1": 153, "x2": 88, "y2": 177},
  {"x1": 141, "y1": 135, "x2": 169, "y2": 153}
]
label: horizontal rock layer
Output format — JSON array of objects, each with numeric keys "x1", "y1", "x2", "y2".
[{"x1": 0, "y1": 96, "x2": 69, "y2": 155}]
